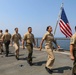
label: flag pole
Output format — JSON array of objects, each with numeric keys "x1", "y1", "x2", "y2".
[{"x1": 54, "y1": 3, "x2": 64, "y2": 36}]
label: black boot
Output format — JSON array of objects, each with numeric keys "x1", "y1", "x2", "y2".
[
  {"x1": 45, "y1": 67, "x2": 53, "y2": 74},
  {"x1": 15, "y1": 55, "x2": 19, "y2": 60},
  {"x1": 1, "y1": 49, "x2": 4, "y2": 54},
  {"x1": 27, "y1": 60, "x2": 33, "y2": 66}
]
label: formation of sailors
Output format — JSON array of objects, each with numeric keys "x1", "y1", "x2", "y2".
[{"x1": 0, "y1": 26, "x2": 76, "y2": 75}]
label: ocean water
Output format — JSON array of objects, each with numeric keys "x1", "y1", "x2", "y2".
[
  {"x1": 35, "y1": 38, "x2": 70, "y2": 50},
  {"x1": 56, "y1": 39, "x2": 70, "y2": 50}
]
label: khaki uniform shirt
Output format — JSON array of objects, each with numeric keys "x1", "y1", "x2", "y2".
[
  {"x1": 70, "y1": 32, "x2": 76, "y2": 49},
  {"x1": 23, "y1": 32, "x2": 35, "y2": 44},
  {"x1": 12, "y1": 33, "x2": 21, "y2": 44},
  {"x1": 0, "y1": 33, "x2": 3, "y2": 40},
  {"x1": 2, "y1": 32, "x2": 11, "y2": 41},
  {"x1": 42, "y1": 32, "x2": 56, "y2": 48}
]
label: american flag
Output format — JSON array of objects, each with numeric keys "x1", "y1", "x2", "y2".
[{"x1": 59, "y1": 7, "x2": 72, "y2": 37}]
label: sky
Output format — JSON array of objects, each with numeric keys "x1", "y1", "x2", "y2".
[{"x1": 0, "y1": 0, "x2": 76, "y2": 38}]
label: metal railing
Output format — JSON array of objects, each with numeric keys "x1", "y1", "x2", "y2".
[{"x1": 35, "y1": 38, "x2": 70, "y2": 50}]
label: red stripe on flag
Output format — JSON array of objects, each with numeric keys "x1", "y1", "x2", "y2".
[
  {"x1": 60, "y1": 23, "x2": 71, "y2": 37},
  {"x1": 59, "y1": 22, "x2": 71, "y2": 37},
  {"x1": 60, "y1": 28, "x2": 68, "y2": 37},
  {"x1": 59, "y1": 23, "x2": 68, "y2": 37},
  {"x1": 66, "y1": 23, "x2": 72, "y2": 35},
  {"x1": 66, "y1": 23, "x2": 71, "y2": 30},
  {"x1": 60, "y1": 20, "x2": 72, "y2": 37}
]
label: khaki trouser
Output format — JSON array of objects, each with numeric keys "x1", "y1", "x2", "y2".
[
  {"x1": 26, "y1": 44, "x2": 33, "y2": 63},
  {"x1": 14, "y1": 43, "x2": 19, "y2": 55},
  {"x1": 73, "y1": 50, "x2": 76, "y2": 75},
  {"x1": 0, "y1": 43, "x2": 3, "y2": 53},
  {"x1": 45, "y1": 46, "x2": 55, "y2": 69}
]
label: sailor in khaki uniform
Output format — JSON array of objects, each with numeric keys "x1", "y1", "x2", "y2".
[
  {"x1": 22, "y1": 27, "x2": 36, "y2": 66},
  {"x1": 70, "y1": 26, "x2": 76, "y2": 75},
  {"x1": 2, "y1": 29, "x2": 11, "y2": 57},
  {"x1": 12, "y1": 28, "x2": 21, "y2": 60},
  {"x1": 0, "y1": 30, "x2": 4, "y2": 54},
  {"x1": 40, "y1": 26, "x2": 60, "y2": 73}
]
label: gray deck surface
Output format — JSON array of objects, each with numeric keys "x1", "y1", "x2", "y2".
[{"x1": 0, "y1": 46, "x2": 73, "y2": 75}]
